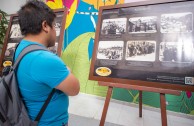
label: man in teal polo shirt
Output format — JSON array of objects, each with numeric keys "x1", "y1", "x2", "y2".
[{"x1": 15, "y1": 1, "x2": 80, "y2": 126}]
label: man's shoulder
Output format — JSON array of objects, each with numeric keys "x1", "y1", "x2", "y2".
[
  {"x1": 17, "y1": 40, "x2": 55, "y2": 57},
  {"x1": 16, "y1": 40, "x2": 61, "y2": 59}
]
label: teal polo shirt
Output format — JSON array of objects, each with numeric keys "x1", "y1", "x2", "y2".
[{"x1": 14, "y1": 40, "x2": 70, "y2": 126}]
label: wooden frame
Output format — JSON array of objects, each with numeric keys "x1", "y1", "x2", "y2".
[
  {"x1": 0, "y1": 8, "x2": 67, "y2": 71},
  {"x1": 52, "y1": 8, "x2": 67, "y2": 56},
  {"x1": 89, "y1": 0, "x2": 194, "y2": 92}
]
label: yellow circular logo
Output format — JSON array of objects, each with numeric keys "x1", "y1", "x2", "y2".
[
  {"x1": 95, "y1": 67, "x2": 111, "y2": 76},
  {"x1": 3, "y1": 61, "x2": 12, "y2": 67}
]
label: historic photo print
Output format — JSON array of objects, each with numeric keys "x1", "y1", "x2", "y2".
[
  {"x1": 10, "y1": 24, "x2": 23, "y2": 39},
  {"x1": 161, "y1": 12, "x2": 193, "y2": 33},
  {"x1": 126, "y1": 41, "x2": 156, "y2": 61},
  {"x1": 101, "y1": 18, "x2": 126, "y2": 35},
  {"x1": 8, "y1": 17, "x2": 23, "y2": 43},
  {"x1": 97, "y1": 41, "x2": 124, "y2": 60},
  {"x1": 47, "y1": 11, "x2": 63, "y2": 54},
  {"x1": 4, "y1": 43, "x2": 18, "y2": 60},
  {"x1": 55, "y1": 20, "x2": 61, "y2": 37},
  {"x1": 159, "y1": 42, "x2": 193, "y2": 62},
  {"x1": 128, "y1": 16, "x2": 157, "y2": 33},
  {"x1": 55, "y1": 12, "x2": 63, "y2": 37}
]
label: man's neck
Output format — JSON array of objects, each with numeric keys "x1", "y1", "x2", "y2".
[{"x1": 24, "y1": 34, "x2": 48, "y2": 47}]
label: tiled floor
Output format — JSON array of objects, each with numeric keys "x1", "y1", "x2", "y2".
[
  {"x1": 69, "y1": 114, "x2": 122, "y2": 126},
  {"x1": 68, "y1": 93, "x2": 194, "y2": 126}
]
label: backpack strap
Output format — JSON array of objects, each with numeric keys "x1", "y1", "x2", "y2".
[
  {"x1": 0, "y1": 111, "x2": 6, "y2": 123},
  {"x1": 35, "y1": 88, "x2": 56, "y2": 121},
  {"x1": 13, "y1": 44, "x2": 56, "y2": 121},
  {"x1": 13, "y1": 44, "x2": 48, "y2": 70}
]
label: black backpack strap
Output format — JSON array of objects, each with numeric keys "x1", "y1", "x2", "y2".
[
  {"x1": 0, "y1": 111, "x2": 6, "y2": 123},
  {"x1": 35, "y1": 88, "x2": 56, "y2": 121},
  {"x1": 13, "y1": 44, "x2": 56, "y2": 121}
]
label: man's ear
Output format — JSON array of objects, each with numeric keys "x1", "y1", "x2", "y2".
[{"x1": 42, "y1": 20, "x2": 49, "y2": 33}]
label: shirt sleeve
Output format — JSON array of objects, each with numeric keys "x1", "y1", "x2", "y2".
[{"x1": 29, "y1": 51, "x2": 70, "y2": 88}]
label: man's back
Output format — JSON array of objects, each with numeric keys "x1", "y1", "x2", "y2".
[
  {"x1": 16, "y1": 1, "x2": 80, "y2": 125},
  {"x1": 15, "y1": 40, "x2": 70, "y2": 126}
]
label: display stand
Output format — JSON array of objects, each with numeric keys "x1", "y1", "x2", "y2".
[
  {"x1": 98, "y1": 82, "x2": 181, "y2": 126},
  {"x1": 0, "y1": 8, "x2": 67, "y2": 73}
]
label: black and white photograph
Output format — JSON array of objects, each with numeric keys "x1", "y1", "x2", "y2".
[
  {"x1": 97, "y1": 41, "x2": 124, "y2": 60},
  {"x1": 159, "y1": 42, "x2": 193, "y2": 62},
  {"x1": 48, "y1": 43, "x2": 58, "y2": 54},
  {"x1": 10, "y1": 24, "x2": 23, "y2": 39},
  {"x1": 161, "y1": 12, "x2": 193, "y2": 33},
  {"x1": 55, "y1": 21, "x2": 61, "y2": 37},
  {"x1": 128, "y1": 16, "x2": 157, "y2": 33},
  {"x1": 55, "y1": 12, "x2": 63, "y2": 42},
  {"x1": 4, "y1": 43, "x2": 18, "y2": 60},
  {"x1": 55, "y1": 13, "x2": 63, "y2": 37},
  {"x1": 125, "y1": 41, "x2": 156, "y2": 61},
  {"x1": 8, "y1": 17, "x2": 23, "y2": 43},
  {"x1": 101, "y1": 18, "x2": 126, "y2": 35}
]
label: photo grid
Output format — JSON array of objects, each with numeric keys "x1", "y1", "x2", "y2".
[
  {"x1": 92, "y1": 1, "x2": 194, "y2": 86},
  {"x1": 101, "y1": 18, "x2": 127, "y2": 35},
  {"x1": 4, "y1": 13, "x2": 64, "y2": 63},
  {"x1": 97, "y1": 41, "x2": 124, "y2": 60},
  {"x1": 98, "y1": 11, "x2": 194, "y2": 63}
]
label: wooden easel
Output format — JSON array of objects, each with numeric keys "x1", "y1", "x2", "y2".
[{"x1": 98, "y1": 82, "x2": 181, "y2": 126}]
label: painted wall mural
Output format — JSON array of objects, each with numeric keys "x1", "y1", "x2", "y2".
[{"x1": 46, "y1": 0, "x2": 194, "y2": 115}]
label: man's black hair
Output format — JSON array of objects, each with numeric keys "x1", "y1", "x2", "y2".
[{"x1": 18, "y1": 0, "x2": 56, "y2": 35}]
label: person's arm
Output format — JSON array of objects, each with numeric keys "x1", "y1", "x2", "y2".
[
  {"x1": 31, "y1": 52, "x2": 80, "y2": 96},
  {"x1": 56, "y1": 71, "x2": 80, "y2": 96}
]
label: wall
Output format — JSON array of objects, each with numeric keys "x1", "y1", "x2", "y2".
[{"x1": 0, "y1": 0, "x2": 27, "y2": 15}]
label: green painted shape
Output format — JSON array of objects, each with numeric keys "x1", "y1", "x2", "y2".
[
  {"x1": 85, "y1": 77, "x2": 108, "y2": 97},
  {"x1": 133, "y1": 91, "x2": 139, "y2": 103},
  {"x1": 61, "y1": 32, "x2": 107, "y2": 97},
  {"x1": 190, "y1": 110, "x2": 194, "y2": 115},
  {"x1": 112, "y1": 88, "x2": 133, "y2": 102},
  {"x1": 165, "y1": 92, "x2": 194, "y2": 114},
  {"x1": 141, "y1": 92, "x2": 160, "y2": 108},
  {"x1": 165, "y1": 93, "x2": 184, "y2": 113}
]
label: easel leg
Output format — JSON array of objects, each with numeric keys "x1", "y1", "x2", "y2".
[
  {"x1": 160, "y1": 93, "x2": 167, "y2": 126},
  {"x1": 99, "y1": 86, "x2": 113, "y2": 126},
  {"x1": 139, "y1": 91, "x2": 142, "y2": 118}
]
